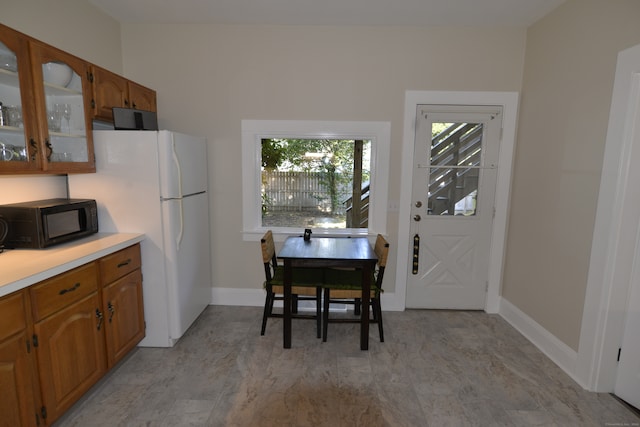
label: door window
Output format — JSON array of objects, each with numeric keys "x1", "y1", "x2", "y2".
[{"x1": 427, "y1": 122, "x2": 486, "y2": 216}]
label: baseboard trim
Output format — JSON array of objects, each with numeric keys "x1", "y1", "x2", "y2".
[{"x1": 499, "y1": 298, "x2": 585, "y2": 388}]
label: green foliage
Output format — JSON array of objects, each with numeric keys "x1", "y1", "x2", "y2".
[
  {"x1": 432, "y1": 122, "x2": 453, "y2": 138},
  {"x1": 261, "y1": 138, "x2": 369, "y2": 214},
  {"x1": 261, "y1": 139, "x2": 284, "y2": 170}
]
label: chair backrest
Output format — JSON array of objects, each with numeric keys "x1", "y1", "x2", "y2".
[
  {"x1": 261, "y1": 230, "x2": 278, "y2": 281},
  {"x1": 374, "y1": 234, "x2": 390, "y2": 288}
]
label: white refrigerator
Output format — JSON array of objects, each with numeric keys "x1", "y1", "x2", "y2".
[{"x1": 68, "y1": 130, "x2": 211, "y2": 347}]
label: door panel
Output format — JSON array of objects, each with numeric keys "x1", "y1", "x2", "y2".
[
  {"x1": 406, "y1": 107, "x2": 501, "y2": 309},
  {"x1": 613, "y1": 80, "x2": 640, "y2": 408}
]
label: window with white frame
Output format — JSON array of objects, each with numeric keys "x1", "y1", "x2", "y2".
[{"x1": 242, "y1": 120, "x2": 390, "y2": 240}]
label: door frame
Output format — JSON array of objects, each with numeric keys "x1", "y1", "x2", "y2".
[
  {"x1": 393, "y1": 91, "x2": 519, "y2": 313},
  {"x1": 577, "y1": 43, "x2": 640, "y2": 392}
]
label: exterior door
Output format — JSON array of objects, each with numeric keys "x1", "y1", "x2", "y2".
[{"x1": 406, "y1": 106, "x2": 502, "y2": 309}]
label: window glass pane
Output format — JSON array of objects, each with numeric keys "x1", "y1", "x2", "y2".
[
  {"x1": 261, "y1": 138, "x2": 371, "y2": 229},
  {"x1": 427, "y1": 121, "x2": 483, "y2": 216},
  {"x1": 427, "y1": 167, "x2": 478, "y2": 216},
  {"x1": 431, "y1": 122, "x2": 483, "y2": 167}
]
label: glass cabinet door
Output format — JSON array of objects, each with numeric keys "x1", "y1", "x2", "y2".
[
  {"x1": 30, "y1": 41, "x2": 94, "y2": 172},
  {"x1": 0, "y1": 27, "x2": 40, "y2": 172}
]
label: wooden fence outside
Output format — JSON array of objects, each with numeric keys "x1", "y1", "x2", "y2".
[{"x1": 262, "y1": 170, "x2": 351, "y2": 214}]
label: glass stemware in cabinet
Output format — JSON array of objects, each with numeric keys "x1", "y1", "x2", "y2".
[
  {"x1": 0, "y1": 40, "x2": 28, "y2": 166},
  {"x1": 61, "y1": 103, "x2": 71, "y2": 133},
  {"x1": 41, "y1": 60, "x2": 89, "y2": 163}
]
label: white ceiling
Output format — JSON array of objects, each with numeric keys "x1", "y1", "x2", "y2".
[{"x1": 88, "y1": 0, "x2": 565, "y2": 27}]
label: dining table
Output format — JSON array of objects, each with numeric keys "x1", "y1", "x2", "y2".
[{"x1": 278, "y1": 235, "x2": 378, "y2": 350}]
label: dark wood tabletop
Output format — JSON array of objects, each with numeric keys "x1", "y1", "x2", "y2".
[
  {"x1": 279, "y1": 236, "x2": 378, "y2": 350},
  {"x1": 279, "y1": 236, "x2": 377, "y2": 263}
]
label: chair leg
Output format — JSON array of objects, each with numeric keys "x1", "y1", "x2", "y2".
[
  {"x1": 261, "y1": 291, "x2": 273, "y2": 335},
  {"x1": 292, "y1": 294, "x2": 299, "y2": 314},
  {"x1": 354, "y1": 298, "x2": 361, "y2": 316},
  {"x1": 374, "y1": 297, "x2": 384, "y2": 342},
  {"x1": 322, "y1": 288, "x2": 330, "y2": 342},
  {"x1": 315, "y1": 287, "x2": 322, "y2": 338}
]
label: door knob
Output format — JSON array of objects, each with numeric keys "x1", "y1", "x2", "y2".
[{"x1": 414, "y1": 215, "x2": 421, "y2": 221}]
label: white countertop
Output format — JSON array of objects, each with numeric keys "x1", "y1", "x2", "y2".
[{"x1": 0, "y1": 232, "x2": 145, "y2": 298}]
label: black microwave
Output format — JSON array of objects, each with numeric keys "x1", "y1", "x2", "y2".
[{"x1": 0, "y1": 198, "x2": 98, "y2": 249}]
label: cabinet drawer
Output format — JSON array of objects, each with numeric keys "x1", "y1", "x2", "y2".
[
  {"x1": 0, "y1": 291, "x2": 27, "y2": 341},
  {"x1": 30, "y1": 262, "x2": 98, "y2": 322},
  {"x1": 100, "y1": 244, "x2": 141, "y2": 284}
]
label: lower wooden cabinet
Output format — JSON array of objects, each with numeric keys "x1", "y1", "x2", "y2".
[
  {"x1": 34, "y1": 292, "x2": 106, "y2": 423},
  {"x1": 0, "y1": 243, "x2": 144, "y2": 426},
  {"x1": 0, "y1": 291, "x2": 40, "y2": 427},
  {"x1": 102, "y1": 268, "x2": 144, "y2": 366}
]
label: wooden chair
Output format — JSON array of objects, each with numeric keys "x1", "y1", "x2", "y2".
[
  {"x1": 321, "y1": 234, "x2": 389, "y2": 342},
  {"x1": 260, "y1": 230, "x2": 323, "y2": 338}
]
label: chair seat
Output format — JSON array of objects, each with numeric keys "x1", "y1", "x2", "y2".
[
  {"x1": 321, "y1": 234, "x2": 389, "y2": 343},
  {"x1": 323, "y1": 268, "x2": 381, "y2": 296},
  {"x1": 269, "y1": 266, "x2": 324, "y2": 286},
  {"x1": 260, "y1": 230, "x2": 323, "y2": 338},
  {"x1": 264, "y1": 266, "x2": 324, "y2": 296}
]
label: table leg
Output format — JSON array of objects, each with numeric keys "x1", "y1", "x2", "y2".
[
  {"x1": 283, "y1": 260, "x2": 292, "y2": 349},
  {"x1": 360, "y1": 262, "x2": 371, "y2": 350}
]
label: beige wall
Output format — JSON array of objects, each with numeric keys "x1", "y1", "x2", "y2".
[
  {"x1": 0, "y1": 0, "x2": 122, "y2": 204},
  {"x1": 502, "y1": 0, "x2": 640, "y2": 351},
  {"x1": 118, "y1": 23, "x2": 527, "y2": 296},
  {"x1": 1, "y1": 0, "x2": 122, "y2": 71}
]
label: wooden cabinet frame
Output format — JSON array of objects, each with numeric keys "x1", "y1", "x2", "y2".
[{"x1": 0, "y1": 23, "x2": 156, "y2": 175}]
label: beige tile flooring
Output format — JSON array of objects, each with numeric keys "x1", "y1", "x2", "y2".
[{"x1": 54, "y1": 306, "x2": 639, "y2": 426}]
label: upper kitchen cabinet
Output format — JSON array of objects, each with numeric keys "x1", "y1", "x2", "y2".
[
  {"x1": 92, "y1": 65, "x2": 156, "y2": 123},
  {"x1": 0, "y1": 24, "x2": 41, "y2": 173},
  {"x1": 30, "y1": 41, "x2": 95, "y2": 173},
  {"x1": 128, "y1": 80, "x2": 157, "y2": 112},
  {"x1": 0, "y1": 23, "x2": 95, "y2": 174}
]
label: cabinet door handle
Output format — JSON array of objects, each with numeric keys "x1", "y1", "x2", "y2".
[
  {"x1": 117, "y1": 258, "x2": 132, "y2": 268},
  {"x1": 29, "y1": 138, "x2": 38, "y2": 162},
  {"x1": 58, "y1": 282, "x2": 80, "y2": 295},
  {"x1": 96, "y1": 309, "x2": 104, "y2": 331},
  {"x1": 45, "y1": 139, "x2": 52, "y2": 162},
  {"x1": 107, "y1": 301, "x2": 115, "y2": 323}
]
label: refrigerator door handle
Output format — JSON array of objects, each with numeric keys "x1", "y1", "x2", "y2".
[
  {"x1": 171, "y1": 137, "x2": 184, "y2": 198},
  {"x1": 170, "y1": 136, "x2": 185, "y2": 251},
  {"x1": 176, "y1": 198, "x2": 184, "y2": 251}
]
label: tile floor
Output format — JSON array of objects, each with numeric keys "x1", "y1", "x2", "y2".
[{"x1": 54, "y1": 306, "x2": 640, "y2": 426}]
